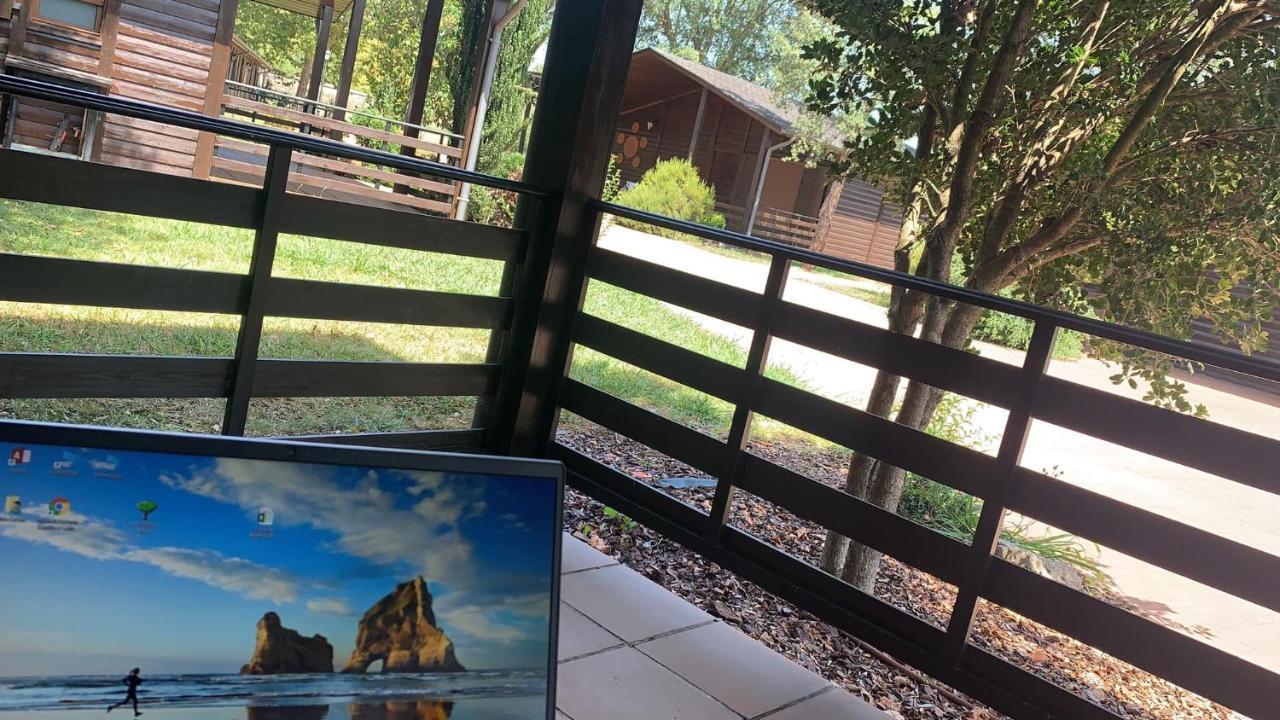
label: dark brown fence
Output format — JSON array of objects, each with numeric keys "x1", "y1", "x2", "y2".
[
  {"x1": 7, "y1": 54, "x2": 1280, "y2": 719},
  {"x1": 540, "y1": 200, "x2": 1280, "y2": 720},
  {"x1": 0, "y1": 75, "x2": 550, "y2": 452}
]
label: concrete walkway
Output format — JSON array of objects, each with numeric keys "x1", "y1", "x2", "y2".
[
  {"x1": 597, "y1": 225, "x2": 1280, "y2": 672},
  {"x1": 555, "y1": 533, "x2": 884, "y2": 720}
]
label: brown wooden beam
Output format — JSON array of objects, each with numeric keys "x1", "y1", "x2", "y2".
[
  {"x1": 405, "y1": 0, "x2": 445, "y2": 132},
  {"x1": 396, "y1": 0, "x2": 445, "y2": 192},
  {"x1": 304, "y1": 0, "x2": 334, "y2": 103},
  {"x1": 485, "y1": 0, "x2": 645, "y2": 456},
  {"x1": 331, "y1": 0, "x2": 366, "y2": 123},
  {"x1": 194, "y1": 0, "x2": 239, "y2": 178},
  {"x1": 687, "y1": 87, "x2": 707, "y2": 159}
]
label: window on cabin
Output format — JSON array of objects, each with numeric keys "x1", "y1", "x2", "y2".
[{"x1": 36, "y1": 0, "x2": 101, "y2": 31}]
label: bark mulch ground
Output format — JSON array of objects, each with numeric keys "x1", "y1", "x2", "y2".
[{"x1": 556, "y1": 424, "x2": 1232, "y2": 720}]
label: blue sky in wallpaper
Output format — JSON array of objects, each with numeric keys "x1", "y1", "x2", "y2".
[{"x1": 0, "y1": 442, "x2": 558, "y2": 676}]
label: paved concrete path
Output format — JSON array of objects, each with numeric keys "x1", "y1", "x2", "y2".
[
  {"x1": 598, "y1": 225, "x2": 1280, "y2": 672},
  {"x1": 556, "y1": 533, "x2": 884, "y2": 720}
]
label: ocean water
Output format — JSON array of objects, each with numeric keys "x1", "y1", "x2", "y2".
[{"x1": 0, "y1": 671, "x2": 547, "y2": 712}]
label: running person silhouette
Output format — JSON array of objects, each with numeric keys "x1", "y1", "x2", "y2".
[{"x1": 106, "y1": 668, "x2": 144, "y2": 716}]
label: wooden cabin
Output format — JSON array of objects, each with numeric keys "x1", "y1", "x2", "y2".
[
  {"x1": 616, "y1": 48, "x2": 901, "y2": 266},
  {"x1": 0, "y1": 0, "x2": 468, "y2": 214}
]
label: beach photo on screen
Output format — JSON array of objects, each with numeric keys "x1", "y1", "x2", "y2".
[{"x1": 0, "y1": 442, "x2": 559, "y2": 720}]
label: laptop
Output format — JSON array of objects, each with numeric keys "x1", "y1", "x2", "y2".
[{"x1": 0, "y1": 420, "x2": 564, "y2": 720}]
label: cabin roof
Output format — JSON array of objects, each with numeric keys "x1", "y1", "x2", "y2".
[{"x1": 626, "y1": 48, "x2": 842, "y2": 147}]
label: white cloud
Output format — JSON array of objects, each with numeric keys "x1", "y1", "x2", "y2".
[
  {"x1": 124, "y1": 547, "x2": 299, "y2": 603},
  {"x1": 434, "y1": 590, "x2": 549, "y2": 648},
  {"x1": 438, "y1": 606, "x2": 527, "y2": 644},
  {"x1": 306, "y1": 597, "x2": 354, "y2": 616},
  {"x1": 0, "y1": 510, "x2": 298, "y2": 604},
  {"x1": 160, "y1": 460, "x2": 480, "y2": 585}
]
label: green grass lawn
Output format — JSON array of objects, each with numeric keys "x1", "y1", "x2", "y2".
[{"x1": 0, "y1": 199, "x2": 810, "y2": 442}]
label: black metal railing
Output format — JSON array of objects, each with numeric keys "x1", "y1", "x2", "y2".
[
  {"x1": 0, "y1": 75, "x2": 552, "y2": 448},
  {"x1": 544, "y1": 198, "x2": 1280, "y2": 719}
]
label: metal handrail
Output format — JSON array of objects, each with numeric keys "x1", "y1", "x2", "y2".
[
  {"x1": 0, "y1": 75, "x2": 552, "y2": 197},
  {"x1": 223, "y1": 80, "x2": 464, "y2": 143},
  {"x1": 594, "y1": 199, "x2": 1280, "y2": 385}
]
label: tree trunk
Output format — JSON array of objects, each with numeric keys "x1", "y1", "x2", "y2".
[{"x1": 827, "y1": 299, "x2": 986, "y2": 592}]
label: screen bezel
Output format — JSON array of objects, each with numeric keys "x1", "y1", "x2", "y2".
[{"x1": 0, "y1": 419, "x2": 564, "y2": 720}]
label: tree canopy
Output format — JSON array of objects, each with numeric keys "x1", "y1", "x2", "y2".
[
  {"x1": 802, "y1": 0, "x2": 1280, "y2": 589},
  {"x1": 638, "y1": 0, "x2": 800, "y2": 81}
]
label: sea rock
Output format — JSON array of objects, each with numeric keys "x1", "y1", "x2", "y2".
[
  {"x1": 342, "y1": 576, "x2": 465, "y2": 674},
  {"x1": 240, "y1": 612, "x2": 334, "y2": 674}
]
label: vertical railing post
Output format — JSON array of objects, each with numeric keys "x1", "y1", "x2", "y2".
[
  {"x1": 222, "y1": 145, "x2": 292, "y2": 436},
  {"x1": 485, "y1": 0, "x2": 645, "y2": 457},
  {"x1": 943, "y1": 319, "x2": 1058, "y2": 662},
  {"x1": 707, "y1": 255, "x2": 791, "y2": 541}
]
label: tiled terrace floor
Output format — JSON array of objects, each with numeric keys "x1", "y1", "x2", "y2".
[{"x1": 555, "y1": 533, "x2": 886, "y2": 720}]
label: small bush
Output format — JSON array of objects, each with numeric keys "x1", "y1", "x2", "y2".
[
  {"x1": 614, "y1": 158, "x2": 725, "y2": 238},
  {"x1": 972, "y1": 310, "x2": 1085, "y2": 360},
  {"x1": 898, "y1": 395, "x2": 1106, "y2": 584},
  {"x1": 468, "y1": 152, "x2": 526, "y2": 226}
]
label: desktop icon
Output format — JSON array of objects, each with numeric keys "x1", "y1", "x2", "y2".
[
  {"x1": 136, "y1": 500, "x2": 159, "y2": 521},
  {"x1": 47, "y1": 497, "x2": 71, "y2": 516},
  {"x1": 256, "y1": 508, "x2": 275, "y2": 526},
  {"x1": 90, "y1": 456, "x2": 120, "y2": 474},
  {"x1": 8, "y1": 448, "x2": 32, "y2": 467},
  {"x1": 4, "y1": 496, "x2": 20, "y2": 515},
  {"x1": 51, "y1": 452, "x2": 77, "y2": 475}
]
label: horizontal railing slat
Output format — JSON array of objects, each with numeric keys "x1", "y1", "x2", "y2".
[
  {"x1": 254, "y1": 360, "x2": 497, "y2": 397},
  {"x1": 555, "y1": 440, "x2": 1118, "y2": 720},
  {"x1": 983, "y1": 560, "x2": 1280, "y2": 719},
  {"x1": 281, "y1": 428, "x2": 482, "y2": 451},
  {"x1": 1008, "y1": 467, "x2": 1280, "y2": 612},
  {"x1": 263, "y1": 278, "x2": 510, "y2": 329},
  {"x1": 0, "y1": 253, "x2": 246, "y2": 313},
  {"x1": 772, "y1": 302, "x2": 1018, "y2": 408},
  {"x1": 0, "y1": 75, "x2": 551, "y2": 196},
  {"x1": 550, "y1": 441, "x2": 710, "y2": 535},
  {"x1": 721, "y1": 531, "x2": 1116, "y2": 720},
  {"x1": 0, "y1": 354, "x2": 497, "y2": 400},
  {"x1": 1035, "y1": 376, "x2": 1280, "y2": 496},
  {"x1": 595, "y1": 199, "x2": 1280, "y2": 385},
  {"x1": 277, "y1": 194, "x2": 523, "y2": 262},
  {"x1": 753, "y1": 378, "x2": 998, "y2": 498},
  {"x1": 734, "y1": 453, "x2": 967, "y2": 584},
  {"x1": 559, "y1": 379, "x2": 729, "y2": 478},
  {"x1": 572, "y1": 314, "x2": 748, "y2": 403},
  {"x1": 0, "y1": 353, "x2": 230, "y2": 397},
  {"x1": 0, "y1": 149, "x2": 261, "y2": 228},
  {"x1": 587, "y1": 248, "x2": 764, "y2": 329}
]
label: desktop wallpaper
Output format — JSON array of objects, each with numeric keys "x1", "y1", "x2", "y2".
[{"x1": 0, "y1": 441, "x2": 558, "y2": 720}]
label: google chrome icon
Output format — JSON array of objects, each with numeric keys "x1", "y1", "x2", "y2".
[{"x1": 48, "y1": 497, "x2": 71, "y2": 516}]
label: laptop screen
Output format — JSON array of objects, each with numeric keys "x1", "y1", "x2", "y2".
[{"x1": 0, "y1": 429, "x2": 561, "y2": 720}]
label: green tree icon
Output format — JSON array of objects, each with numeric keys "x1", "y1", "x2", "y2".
[{"x1": 136, "y1": 500, "x2": 158, "y2": 521}]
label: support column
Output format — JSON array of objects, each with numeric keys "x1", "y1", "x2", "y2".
[
  {"x1": 403, "y1": 0, "x2": 446, "y2": 137},
  {"x1": 304, "y1": 0, "x2": 334, "y2": 103},
  {"x1": 485, "y1": 0, "x2": 645, "y2": 456},
  {"x1": 194, "y1": 0, "x2": 239, "y2": 178},
  {"x1": 331, "y1": 0, "x2": 367, "y2": 123},
  {"x1": 687, "y1": 87, "x2": 707, "y2": 160}
]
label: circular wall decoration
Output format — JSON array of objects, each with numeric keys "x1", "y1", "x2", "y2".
[{"x1": 616, "y1": 121, "x2": 650, "y2": 168}]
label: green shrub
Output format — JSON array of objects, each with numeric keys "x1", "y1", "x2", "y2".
[
  {"x1": 614, "y1": 158, "x2": 725, "y2": 238},
  {"x1": 468, "y1": 152, "x2": 526, "y2": 226},
  {"x1": 897, "y1": 395, "x2": 1106, "y2": 585},
  {"x1": 972, "y1": 309, "x2": 1085, "y2": 360}
]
